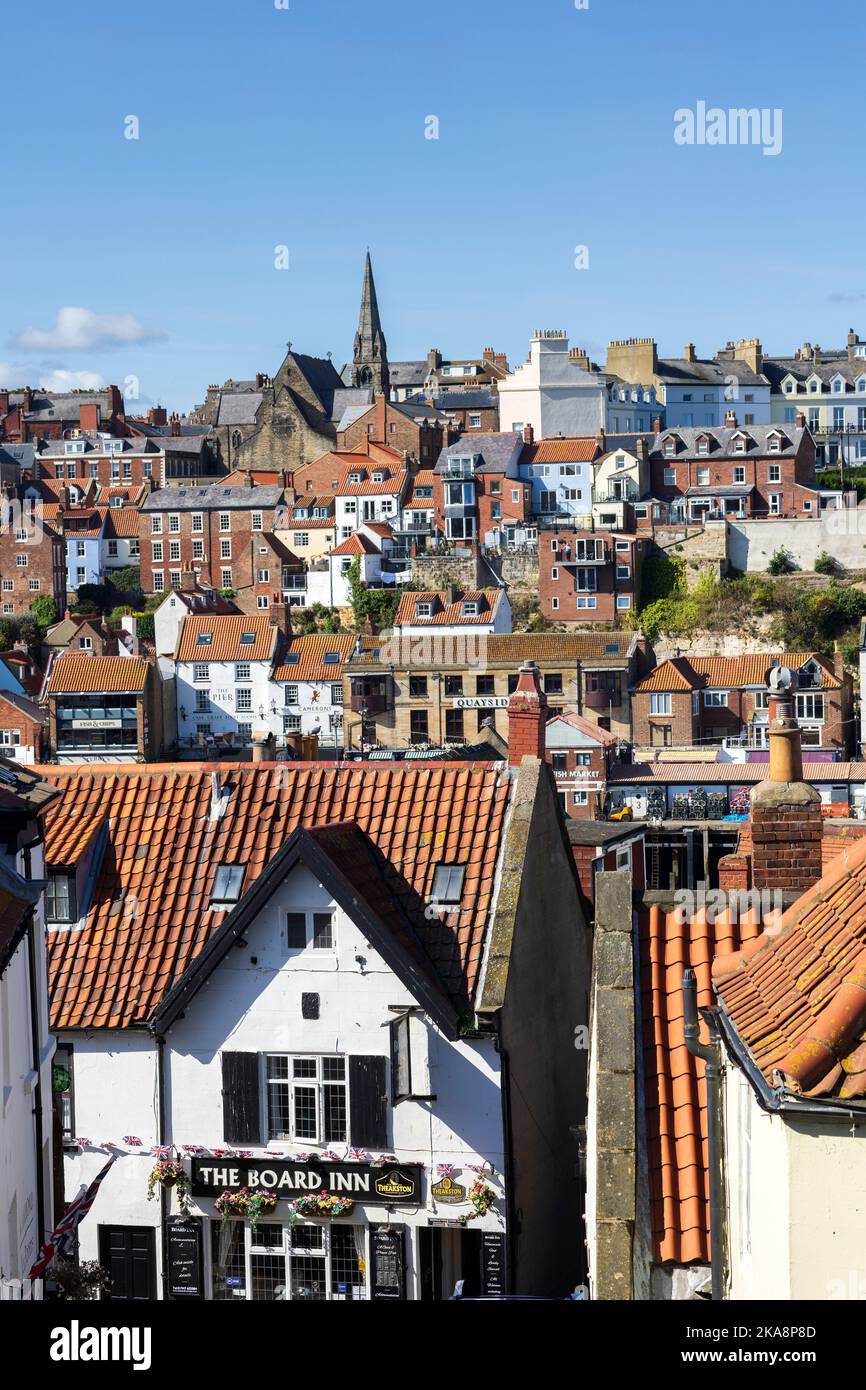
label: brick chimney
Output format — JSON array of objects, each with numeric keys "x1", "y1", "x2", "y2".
[
  {"x1": 79, "y1": 402, "x2": 100, "y2": 433},
  {"x1": 596, "y1": 428, "x2": 606, "y2": 452},
  {"x1": 269, "y1": 594, "x2": 292, "y2": 637},
  {"x1": 653, "y1": 416, "x2": 663, "y2": 435},
  {"x1": 180, "y1": 568, "x2": 197, "y2": 593},
  {"x1": 684, "y1": 342, "x2": 696, "y2": 363},
  {"x1": 795, "y1": 409, "x2": 807, "y2": 429},
  {"x1": 148, "y1": 405, "x2": 167, "y2": 427},
  {"x1": 507, "y1": 660, "x2": 548, "y2": 766},
  {"x1": 750, "y1": 670, "x2": 822, "y2": 893},
  {"x1": 523, "y1": 423, "x2": 534, "y2": 446}
]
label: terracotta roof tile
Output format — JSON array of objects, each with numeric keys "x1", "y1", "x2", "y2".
[
  {"x1": 713, "y1": 833, "x2": 866, "y2": 1097},
  {"x1": 393, "y1": 590, "x2": 502, "y2": 627},
  {"x1": 176, "y1": 615, "x2": 278, "y2": 663},
  {"x1": 636, "y1": 653, "x2": 840, "y2": 693},
  {"x1": 272, "y1": 634, "x2": 356, "y2": 682},
  {"x1": 521, "y1": 438, "x2": 599, "y2": 464},
  {"x1": 641, "y1": 904, "x2": 762, "y2": 1264},
  {"x1": 42, "y1": 762, "x2": 510, "y2": 1030},
  {"x1": 46, "y1": 655, "x2": 149, "y2": 695}
]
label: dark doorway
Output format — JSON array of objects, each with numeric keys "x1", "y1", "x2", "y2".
[{"x1": 98, "y1": 1225, "x2": 157, "y2": 1300}]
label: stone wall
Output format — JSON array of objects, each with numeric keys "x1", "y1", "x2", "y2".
[{"x1": 728, "y1": 511, "x2": 866, "y2": 574}]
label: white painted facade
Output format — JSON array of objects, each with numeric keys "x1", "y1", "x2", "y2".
[
  {"x1": 176, "y1": 655, "x2": 346, "y2": 752},
  {"x1": 662, "y1": 379, "x2": 771, "y2": 428},
  {"x1": 723, "y1": 1064, "x2": 866, "y2": 1299},
  {"x1": 60, "y1": 863, "x2": 506, "y2": 1301},
  {"x1": 393, "y1": 592, "x2": 512, "y2": 638},
  {"x1": 498, "y1": 331, "x2": 656, "y2": 438},
  {"x1": 335, "y1": 490, "x2": 402, "y2": 541}
]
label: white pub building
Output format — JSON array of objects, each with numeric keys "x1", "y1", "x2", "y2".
[{"x1": 48, "y1": 678, "x2": 587, "y2": 1301}]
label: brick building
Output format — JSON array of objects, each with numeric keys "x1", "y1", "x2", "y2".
[
  {"x1": 648, "y1": 417, "x2": 818, "y2": 520},
  {"x1": 344, "y1": 631, "x2": 645, "y2": 749},
  {"x1": 139, "y1": 485, "x2": 287, "y2": 609},
  {"x1": 433, "y1": 433, "x2": 531, "y2": 545},
  {"x1": 545, "y1": 711, "x2": 618, "y2": 820},
  {"x1": 0, "y1": 505, "x2": 66, "y2": 616},
  {"x1": 417, "y1": 388, "x2": 499, "y2": 434},
  {"x1": 631, "y1": 652, "x2": 851, "y2": 752},
  {"x1": 539, "y1": 527, "x2": 642, "y2": 623},
  {"x1": 0, "y1": 385, "x2": 127, "y2": 446},
  {"x1": 0, "y1": 690, "x2": 48, "y2": 763},
  {"x1": 37, "y1": 434, "x2": 169, "y2": 501},
  {"x1": 337, "y1": 392, "x2": 451, "y2": 466}
]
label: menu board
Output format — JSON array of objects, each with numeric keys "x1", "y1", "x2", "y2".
[
  {"x1": 167, "y1": 1218, "x2": 204, "y2": 1300},
  {"x1": 371, "y1": 1225, "x2": 405, "y2": 1300},
  {"x1": 481, "y1": 1231, "x2": 506, "y2": 1297}
]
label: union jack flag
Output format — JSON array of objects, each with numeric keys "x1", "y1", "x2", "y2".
[
  {"x1": 29, "y1": 1155, "x2": 118, "y2": 1279},
  {"x1": 319, "y1": 1150, "x2": 341, "y2": 1162},
  {"x1": 233, "y1": 1150, "x2": 254, "y2": 1158},
  {"x1": 347, "y1": 1148, "x2": 370, "y2": 1162},
  {"x1": 122, "y1": 1136, "x2": 143, "y2": 1147},
  {"x1": 181, "y1": 1144, "x2": 204, "y2": 1154},
  {"x1": 372, "y1": 1154, "x2": 397, "y2": 1166},
  {"x1": 436, "y1": 1163, "x2": 458, "y2": 1177},
  {"x1": 150, "y1": 1145, "x2": 172, "y2": 1158},
  {"x1": 73, "y1": 1137, "x2": 91, "y2": 1149}
]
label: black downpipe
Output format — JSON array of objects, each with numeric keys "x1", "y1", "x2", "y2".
[
  {"x1": 682, "y1": 968, "x2": 725, "y2": 1301},
  {"x1": 22, "y1": 842, "x2": 47, "y2": 1278},
  {"x1": 156, "y1": 1033, "x2": 168, "y2": 1301},
  {"x1": 494, "y1": 1032, "x2": 517, "y2": 1294}
]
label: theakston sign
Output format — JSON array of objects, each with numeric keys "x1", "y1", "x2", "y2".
[{"x1": 190, "y1": 1158, "x2": 423, "y2": 1205}]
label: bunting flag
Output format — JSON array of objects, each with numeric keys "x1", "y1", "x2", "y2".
[
  {"x1": 28, "y1": 1155, "x2": 118, "y2": 1279},
  {"x1": 346, "y1": 1147, "x2": 370, "y2": 1161},
  {"x1": 122, "y1": 1135, "x2": 143, "y2": 1147},
  {"x1": 436, "y1": 1163, "x2": 458, "y2": 1177}
]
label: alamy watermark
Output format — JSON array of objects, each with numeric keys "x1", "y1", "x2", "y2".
[
  {"x1": 672, "y1": 888, "x2": 784, "y2": 926},
  {"x1": 674, "y1": 102, "x2": 782, "y2": 158}
]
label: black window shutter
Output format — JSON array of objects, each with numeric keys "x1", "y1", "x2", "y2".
[
  {"x1": 221, "y1": 1052, "x2": 261, "y2": 1144},
  {"x1": 349, "y1": 1055, "x2": 388, "y2": 1149}
]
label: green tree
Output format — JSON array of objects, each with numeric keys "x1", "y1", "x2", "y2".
[
  {"x1": 767, "y1": 547, "x2": 795, "y2": 576},
  {"x1": 29, "y1": 595, "x2": 58, "y2": 629}
]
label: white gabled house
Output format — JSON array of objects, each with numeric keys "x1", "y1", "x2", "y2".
[{"x1": 46, "y1": 672, "x2": 589, "y2": 1300}]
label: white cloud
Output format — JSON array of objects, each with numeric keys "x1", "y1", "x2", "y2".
[
  {"x1": 0, "y1": 361, "x2": 105, "y2": 391},
  {"x1": 13, "y1": 306, "x2": 166, "y2": 352}
]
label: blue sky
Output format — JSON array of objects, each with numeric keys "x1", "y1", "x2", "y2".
[{"x1": 1, "y1": 0, "x2": 863, "y2": 411}]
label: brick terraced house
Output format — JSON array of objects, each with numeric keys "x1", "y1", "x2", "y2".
[
  {"x1": 0, "y1": 507, "x2": 66, "y2": 617},
  {"x1": 631, "y1": 652, "x2": 851, "y2": 753},
  {"x1": 648, "y1": 417, "x2": 818, "y2": 520},
  {"x1": 139, "y1": 485, "x2": 288, "y2": 609},
  {"x1": 539, "y1": 527, "x2": 643, "y2": 623}
]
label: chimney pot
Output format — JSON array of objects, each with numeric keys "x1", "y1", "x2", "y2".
[{"x1": 507, "y1": 660, "x2": 548, "y2": 767}]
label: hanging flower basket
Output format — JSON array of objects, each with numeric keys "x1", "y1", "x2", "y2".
[
  {"x1": 215, "y1": 1187, "x2": 278, "y2": 1231},
  {"x1": 146, "y1": 1158, "x2": 191, "y2": 1214},
  {"x1": 285, "y1": 1191, "x2": 355, "y2": 1227},
  {"x1": 458, "y1": 1179, "x2": 497, "y2": 1225}
]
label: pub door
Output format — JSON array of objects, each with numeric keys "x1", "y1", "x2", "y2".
[
  {"x1": 418, "y1": 1227, "x2": 483, "y2": 1299},
  {"x1": 98, "y1": 1225, "x2": 158, "y2": 1301}
]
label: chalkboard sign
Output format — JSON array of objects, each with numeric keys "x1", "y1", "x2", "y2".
[
  {"x1": 481, "y1": 1231, "x2": 506, "y2": 1297},
  {"x1": 167, "y1": 1218, "x2": 204, "y2": 1300},
  {"x1": 371, "y1": 1224, "x2": 405, "y2": 1301}
]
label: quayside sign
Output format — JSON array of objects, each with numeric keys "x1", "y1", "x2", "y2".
[{"x1": 190, "y1": 1158, "x2": 423, "y2": 1205}]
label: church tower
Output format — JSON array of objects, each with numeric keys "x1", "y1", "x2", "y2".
[{"x1": 350, "y1": 251, "x2": 389, "y2": 395}]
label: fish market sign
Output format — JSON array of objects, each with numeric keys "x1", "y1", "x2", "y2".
[{"x1": 190, "y1": 1158, "x2": 423, "y2": 1205}]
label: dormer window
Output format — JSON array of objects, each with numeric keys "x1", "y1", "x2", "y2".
[
  {"x1": 415, "y1": 601, "x2": 434, "y2": 619},
  {"x1": 348, "y1": 472, "x2": 363, "y2": 484},
  {"x1": 696, "y1": 437, "x2": 709, "y2": 456},
  {"x1": 664, "y1": 439, "x2": 675, "y2": 457},
  {"x1": 767, "y1": 435, "x2": 781, "y2": 452},
  {"x1": 64, "y1": 441, "x2": 85, "y2": 454},
  {"x1": 461, "y1": 600, "x2": 480, "y2": 617},
  {"x1": 832, "y1": 378, "x2": 844, "y2": 393},
  {"x1": 784, "y1": 381, "x2": 794, "y2": 393},
  {"x1": 857, "y1": 378, "x2": 866, "y2": 394},
  {"x1": 734, "y1": 437, "x2": 746, "y2": 453},
  {"x1": 372, "y1": 471, "x2": 385, "y2": 483}
]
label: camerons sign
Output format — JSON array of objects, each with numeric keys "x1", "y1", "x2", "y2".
[{"x1": 190, "y1": 1158, "x2": 423, "y2": 1205}]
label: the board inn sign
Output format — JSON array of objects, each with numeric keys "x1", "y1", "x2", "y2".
[{"x1": 190, "y1": 1158, "x2": 423, "y2": 1205}]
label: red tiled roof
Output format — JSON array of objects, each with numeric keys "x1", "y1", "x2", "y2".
[
  {"x1": 42, "y1": 762, "x2": 510, "y2": 1028},
  {"x1": 403, "y1": 470, "x2": 436, "y2": 508},
  {"x1": 337, "y1": 466, "x2": 406, "y2": 496},
  {"x1": 330, "y1": 532, "x2": 379, "y2": 556},
  {"x1": 609, "y1": 761, "x2": 866, "y2": 785},
  {"x1": 642, "y1": 903, "x2": 762, "y2": 1265},
  {"x1": 521, "y1": 438, "x2": 599, "y2": 464},
  {"x1": 393, "y1": 590, "x2": 502, "y2": 627},
  {"x1": 176, "y1": 615, "x2": 278, "y2": 663},
  {"x1": 272, "y1": 634, "x2": 356, "y2": 682},
  {"x1": 545, "y1": 711, "x2": 617, "y2": 746},
  {"x1": 46, "y1": 655, "x2": 149, "y2": 695},
  {"x1": 713, "y1": 833, "x2": 866, "y2": 1098},
  {"x1": 103, "y1": 507, "x2": 140, "y2": 539},
  {"x1": 635, "y1": 653, "x2": 840, "y2": 693}
]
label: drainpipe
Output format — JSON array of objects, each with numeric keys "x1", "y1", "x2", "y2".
[
  {"x1": 22, "y1": 843, "x2": 46, "y2": 1277},
  {"x1": 682, "y1": 967, "x2": 725, "y2": 1300}
]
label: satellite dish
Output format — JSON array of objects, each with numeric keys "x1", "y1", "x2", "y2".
[{"x1": 768, "y1": 665, "x2": 793, "y2": 692}]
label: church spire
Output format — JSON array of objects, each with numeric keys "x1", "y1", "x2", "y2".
[{"x1": 351, "y1": 251, "x2": 389, "y2": 395}]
